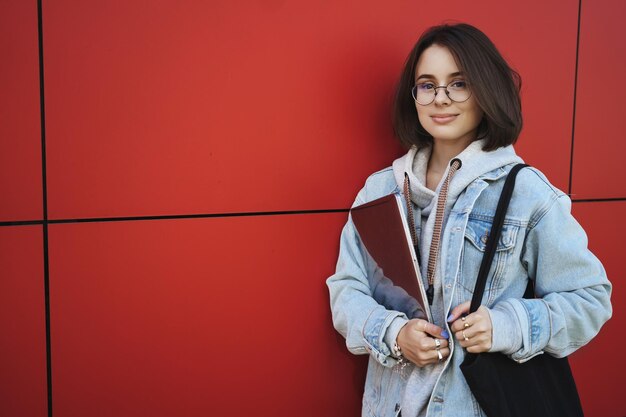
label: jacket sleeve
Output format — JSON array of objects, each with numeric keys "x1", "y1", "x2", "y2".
[
  {"x1": 488, "y1": 193, "x2": 612, "y2": 362},
  {"x1": 326, "y1": 189, "x2": 409, "y2": 367}
]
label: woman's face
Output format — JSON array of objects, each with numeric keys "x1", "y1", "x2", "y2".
[{"x1": 414, "y1": 44, "x2": 483, "y2": 147}]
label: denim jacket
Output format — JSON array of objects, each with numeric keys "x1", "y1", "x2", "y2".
[{"x1": 327, "y1": 144, "x2": 612, "y2": 417}]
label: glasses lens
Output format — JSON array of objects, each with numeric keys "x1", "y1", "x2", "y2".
[
  {"x1": 412, "y1": 84, "x2": 435, "y2": 105},
  {"x1": 447, "y1": 81, "x2": 470, "y2": 103}
]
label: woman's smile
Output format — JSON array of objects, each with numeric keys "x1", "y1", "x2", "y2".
[{"x1": 431, "y1": 113, "x2": 459, "y2": 123}]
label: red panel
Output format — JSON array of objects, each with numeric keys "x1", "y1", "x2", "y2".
[
  {"x1": 50, "y1": 213, "x2": 366, "y2": 417},
  {"x1": 0, "y1": 1, "x2": 42, "y2": 221},
  {"x1": 570, "y1": 201, "x2": 625, "y2": 417},
  {"x1": 572, "y1": 0, "x2": 626, "y2": 199},
  {"x1": 44, "y1": 1, "x2": 576, "y2": 219},
  {"x1": 0, "y1": 226, "x2": 47, "y2": 417}
]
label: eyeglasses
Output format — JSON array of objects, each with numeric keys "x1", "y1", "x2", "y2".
[{"x1": 411, "y1": 80, "x2": 472, "y2": 106}]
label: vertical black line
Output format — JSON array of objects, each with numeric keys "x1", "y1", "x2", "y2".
[
  {"x1": 569, "y1": 0, "x2": 583, "y2": 195},
  {"x1": 36, "y1": 0, "x2": 52, "y2": 416}
]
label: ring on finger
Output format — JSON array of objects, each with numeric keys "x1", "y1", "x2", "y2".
[
  {"x1": 462, "y1": 330, "x2": 470, "y2": 341},
  {"x1": 464, "y1": 322, "x2": 470, "y2": 329},
  {"x1": 434, "y1": 338, "x2": 441, "y2": 349},
  {"x1": 436, "y1": 349, "x2": 443, "y2": 361}
]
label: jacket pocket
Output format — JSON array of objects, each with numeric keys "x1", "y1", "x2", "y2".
[
  {"x1": 456, "y1": 217, "x2": 520, "y2": 304},
  {"x1": 464, "y1": 217, "x2": 517, "y2": 252}
]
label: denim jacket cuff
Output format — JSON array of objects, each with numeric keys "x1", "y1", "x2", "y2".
[
  {"x1": 383, "y1": 316, "x2": 410, "y2": 356},
  {"x1": 495, "y1": 298, "x2": 551, "y2": 362},
  {"x1": 488, "y1": 302, "x2": 522, "y2": 354},
  {"x1": 362, "y1": 306, "x2": 408, "y2": 366}
]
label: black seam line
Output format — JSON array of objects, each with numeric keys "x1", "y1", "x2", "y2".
[
  {"x1": 0, "y1": 220, "x2": 45, "y2": 226},
  {"x1": 572, "y1": 197, "x2": 626, "y2": 203},
  {"x1": 47, "y1": 208, "x2": 350, "y2": 224},
  {"x1": 37, "y1": 0, "x2": 52, "y2": 416},
  {"x1": 569, "y1": 0, "x2": 582, "y2": 195},
  {"x1": 0, "y1": 208, "x2": 350, "y2": 227}
]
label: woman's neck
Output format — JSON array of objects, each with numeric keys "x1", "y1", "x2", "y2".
[
  {"x1": 432, "y1": 135, "x2": 475, "y2": 167},
  {"x1": 426, "y1": 138, "x2": 473, "y2": 191}
]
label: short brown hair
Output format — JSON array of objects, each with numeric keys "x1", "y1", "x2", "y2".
[{"x1": 392, "y1": 23, "x2": 522, "y2": 151}]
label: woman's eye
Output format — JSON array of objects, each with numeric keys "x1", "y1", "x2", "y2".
[
  {"x1": 450, "y1": 80, "x2": 467, "y2": 89},
  {"x1": 417, "y1": 83, "x2": 435, "y2": 91}
]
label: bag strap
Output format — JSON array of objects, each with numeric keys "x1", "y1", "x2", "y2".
[{"x1": 469, "y1": 163, "x2": 529, "y2": 314}]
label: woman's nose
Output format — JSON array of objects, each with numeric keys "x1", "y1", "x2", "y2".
[{"x1": 434, "y1": 88, "x2": 451, "y2": 105}]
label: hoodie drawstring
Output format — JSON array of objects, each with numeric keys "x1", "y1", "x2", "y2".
[
  {"x1": 403, "y1": 173, "x2": 421, "y2": 264},
  {"x1": 425, "y1": 158, "x2": 461, "y2": 304}
]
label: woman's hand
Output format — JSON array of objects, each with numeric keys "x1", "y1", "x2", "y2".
[
  {"x1": 448, "y1": 301, "x2": 493, "y2": 353},
  {"x1": 397, "y1": 319, "x2": 450, "y2": 367}
]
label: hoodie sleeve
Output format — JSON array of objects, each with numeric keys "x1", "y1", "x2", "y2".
[
  {"x1": 488, "y1": 193, "x2": 612, "y2": 361},
  {"x1": 326, "y1": 188, "x2": 409, "y2": 367}
]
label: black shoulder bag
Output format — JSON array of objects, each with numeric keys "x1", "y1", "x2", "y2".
[{"x1": 460, "y1": 164, "x2": 584, "y2": 417}]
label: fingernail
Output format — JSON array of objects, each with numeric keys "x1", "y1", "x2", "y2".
[
  {"x1": 447, "y1": 314, "x2": 454, "y2": 322},
  {"x1": 441, "y1": 330, "x2": 449, "y2": 339}
]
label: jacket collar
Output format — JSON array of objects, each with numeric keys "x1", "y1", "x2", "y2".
[{"x1": 392, "y1": 139, "x2": 524, "y2": 207}]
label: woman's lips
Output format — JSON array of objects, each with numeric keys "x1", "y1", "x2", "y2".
[{"x1": 431, "y1": 114, "x2": 458, "y2": 123}]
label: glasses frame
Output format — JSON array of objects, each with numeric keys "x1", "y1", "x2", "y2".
[{"x1": 411, "y1": 80, "x2": 472, "y2": 106}]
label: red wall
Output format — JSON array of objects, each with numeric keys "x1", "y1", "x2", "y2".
[{"x1": 1, "y1": 1, "x2": 623, "y2": 416}]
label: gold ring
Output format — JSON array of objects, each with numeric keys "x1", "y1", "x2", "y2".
[
  {"x1": 434, "y1": 338, "x2": 441, "y2": 349},
  {"x1": 462, "y1": 330, "x2": 469, "y2": 341},
  {"x1": 464, "y1": 322, "x2": 470, "y2": 329}
]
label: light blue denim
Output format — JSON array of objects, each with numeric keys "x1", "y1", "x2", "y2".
[{"x1": 327, "y1": 147, "x2": 612, "y2": 417}]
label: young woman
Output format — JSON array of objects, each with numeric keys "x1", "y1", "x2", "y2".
[{"x1": 327, "y1": 23, "x2": 612, "y2": 417}]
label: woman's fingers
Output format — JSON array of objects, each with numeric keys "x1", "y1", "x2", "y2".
[
  {"x1": 449, "y1": 307, "x2": 490, "y2": 333},
  {"x1": 446, "y1": 301, "x2": 471, "y2": 323},
  {"x1": 455, "y1": 325, "x2": 490, "y2": 344},
  {"x1": 432, "y1": 337, "x2": 449, "y2": 349},
  {"x1": 397, "y1": 319, "x2": 452, "y2": 366},
  {"x1": 450, "y1": 306, "x2": 493, "y2": 352},
  {"x1": 420, "y1": 320, "x2": 449, "y2": 339},
  {"x1": 432, "y1": 347, "x2": 451, "y2": 363},
  {"x1": 405, "y1": 344, "x2": 451, "y2": 367}
]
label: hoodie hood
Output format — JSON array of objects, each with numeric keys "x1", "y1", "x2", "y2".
[{"x1": 392, "y1": 139, "x2": 524, "y2": 208}]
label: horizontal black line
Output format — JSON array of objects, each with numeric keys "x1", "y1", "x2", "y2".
[
  {"x1": 571, "y1": 197, "x2": 626, "y2": 203},
  {"x1": 51, "y1": 208, "x2": 351, "y2": 223},
  {"x1": 0, "y1": 220, "x2": 45, "y2": 226},
  {"x1": 0, "y1": 208, "x2": 350, "y2": 227}
]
